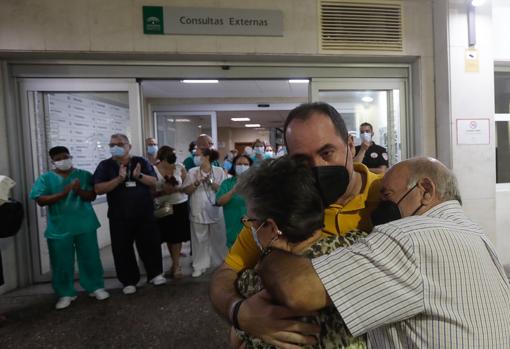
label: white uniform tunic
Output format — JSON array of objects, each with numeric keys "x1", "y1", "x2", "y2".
[{"x1": 183, "y1": 166, "x2": 228, "y2": 272}]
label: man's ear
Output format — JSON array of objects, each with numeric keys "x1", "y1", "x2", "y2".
[
  {"x1": 418, "y1": 177, "x2": 436, "y2": 204},
  {"x1": 348, "y1": 135, "x2": 355, "y2": 158}
]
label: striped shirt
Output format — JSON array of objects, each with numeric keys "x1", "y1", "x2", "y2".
[{"x1": 313, "y1": 200, "x2": 510, "y2": 348}]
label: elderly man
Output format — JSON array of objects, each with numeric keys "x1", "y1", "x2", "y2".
[
  {"x1": 94, "y1": 134, "x2": 166, "y2": 295},
  {"x1": 209, "y1": 102, "x2": 383, "y2": 346},
  {"x1": 256, "y1": 157, "x2": 510, "y2": 348}
]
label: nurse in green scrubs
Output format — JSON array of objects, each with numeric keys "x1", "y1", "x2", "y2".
[
  {"x1": 30, "y1": 146, "x2": 109, "y2": 310},
  {"x1": 216, "y1": 155, "x2": 253, "y2": 248}
]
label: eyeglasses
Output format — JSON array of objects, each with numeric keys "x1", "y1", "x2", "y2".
[
  {"x1": 109, "y1": 143, "x2": 126, "y2": 148},
  {"x1": 240, "y1": 216, "x2": 259, "y2": 229}
]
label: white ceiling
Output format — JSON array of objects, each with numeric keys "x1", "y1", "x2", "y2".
[
  {"x1": 145, "y1": 80, "x2": 385, "y2": 129},
  {"x1": 142, "y1": 80, "x2": 309, "y2": 99}
]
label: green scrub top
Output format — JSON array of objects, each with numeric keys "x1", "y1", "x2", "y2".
[
  {"x1": 216, "y1": 176, "x2": 246, "y2": 248},
  {"x1": 30, "y1": 169, "x2": 100, "y2": 239}
]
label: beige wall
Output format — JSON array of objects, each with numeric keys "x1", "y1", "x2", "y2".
[
  {"x1": 0, "y1": 63, "x2": 18, "y2": 293},
  {"x1": 0, "y1": 0, "x2": 438, "y2": 291}
]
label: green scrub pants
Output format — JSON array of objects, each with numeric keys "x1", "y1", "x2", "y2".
[{"x1": 47, "y1": 231, "x2": 104, "y2": 297}]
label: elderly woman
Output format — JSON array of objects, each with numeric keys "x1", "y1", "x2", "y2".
[{"x1": 230, "y1": 155, "x2": 367, "y2": 349}]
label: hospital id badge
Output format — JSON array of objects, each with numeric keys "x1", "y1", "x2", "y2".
[{"x1": 125, "y1": 181, "x2": 137, "y2": 188}]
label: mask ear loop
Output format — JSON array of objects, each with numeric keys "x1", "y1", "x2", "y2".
[{"x1": 261, "y1": 229, "x2": 283, "y2": 258}]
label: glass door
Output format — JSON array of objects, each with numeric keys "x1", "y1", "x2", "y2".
[
  {"x1": 153, "y1": 111, "x2": 217, "y2": 163},
  {"x1": 310, "y1": 78, "x2": 409, "y2": 165},
  {"x1": 18, "y1": 79, "x2": 142, "y2": 282}
]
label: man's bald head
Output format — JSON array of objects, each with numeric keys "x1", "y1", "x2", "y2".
[
  {"x1": 387, "y1": 157, "x2": 462, "y2": 204},
  {"x1": 196, "y1": 134, "x2": 213, "y2": 150}
]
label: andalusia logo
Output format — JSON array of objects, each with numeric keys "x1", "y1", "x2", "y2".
[
  {"x1": 146, "y1": 16, "x2": 161, "y2": 31},
  {"x1": 143, "y1": 6, "x2": 164, "y2": 34}
]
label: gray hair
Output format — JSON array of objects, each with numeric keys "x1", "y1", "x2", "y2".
[
  {"x1": 111, "y1": 133, "x2": 130, "y2": 144},
  {"x1": 405, "y1": 157, "x2": 462, "y2": 204}
]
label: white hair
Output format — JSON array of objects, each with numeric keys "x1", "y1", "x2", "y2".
[{"x1": 405, "y1": 157, "x2": 462, "y2": 204}]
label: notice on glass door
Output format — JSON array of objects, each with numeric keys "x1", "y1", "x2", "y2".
[{"x1": 456, "y1": 119, "x2": 490, "y2": 145}]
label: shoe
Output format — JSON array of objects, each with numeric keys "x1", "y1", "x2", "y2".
[
  {"x1": 122, "y1": 285, "x2": 137, "y2": 295},
  {"x1": 191, "y1": 269, "x2": 204, "y2": 278},
  {"x1": 149, "y1": 274, "x2": 167, "y2": 286},
  {"x1": 55, "y1": 296, "x2": 77, "y2": 310},
  {"x1": 89, "y1": 288, "x2": 110, "y2": 301}
]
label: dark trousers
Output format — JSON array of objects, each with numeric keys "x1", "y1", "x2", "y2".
[{"x1": 109, "y1": 218, "x2": 163, "y2": 286}]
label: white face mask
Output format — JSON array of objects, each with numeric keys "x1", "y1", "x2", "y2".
[
  {"x1": 54, "y1": 159, "x2": 73, "y2": 171},
  {"x1": 193, "y1": 155, "x2": 202, "y2": 167},
  {"x1": 360, "y1": 132, "x2": 372, "y2": 143},
  {"x1": 235, "y1": 164, "x2": 250, "y2": 176},
  {"x1": 250, "y1": 223, "x2": 265, "y2": 251}
]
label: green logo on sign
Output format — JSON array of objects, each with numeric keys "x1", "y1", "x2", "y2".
[{"x1": 143, "y1": 6, "x2": 164, "y2": 34}]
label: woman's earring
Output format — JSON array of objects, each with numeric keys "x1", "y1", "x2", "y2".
[{"x1": 277, "y1": 229, "x2": 283, "y2": 235}]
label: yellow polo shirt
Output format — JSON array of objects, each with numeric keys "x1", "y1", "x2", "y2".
[{"x1": 224, "y1": 163, "x2": 383, "y2": 272}]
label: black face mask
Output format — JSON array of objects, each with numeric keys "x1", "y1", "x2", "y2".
[
  {"x1": 371, "y1": 184, "x2": 422, "y2": 226},
  {"x1": 312, "y1": 150, "x2": 350, "y2": 207},
  {"x1": 166, "y1": 153, "x2": 177, "y2": 164}
]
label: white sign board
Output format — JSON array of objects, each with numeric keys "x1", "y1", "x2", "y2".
[
  {"x1": 456, "y1": 119, "x2": 490, "y2": 145},
  {"x1": 163, "y1": 7, "x2": 283, "y2": 36}
]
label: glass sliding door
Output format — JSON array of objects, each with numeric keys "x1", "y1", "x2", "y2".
[
  {"x1": 310, "y1": 78, "x2": 409, "y2": 165},
  {"x1": 153, "y1": 111, "x2": 217, "y2": 163},
  {"x1": 18, "y1": 79, "x2": 142, "y2": 282}
]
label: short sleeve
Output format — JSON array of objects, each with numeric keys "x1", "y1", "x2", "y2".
[
  {"x1": 29, "y1": 175, "x2": 49, "y2": 200},
  {"x1": 93, "y1": 161, "x2": 112, "y2": 184},
  {"x1": 216, "y1": 178, "x2": 232, "y2": 202},
  {"x1": 137, "y1": 157, "x2": 156, "y2": 178},
  {"x1": 312, "y1": 224, "x2": 424, "y2": 336},
  {"x1": 182, "y1": 168, "x2": 196, "y2": 187},
  {"x1": 224, "y1": 226, "x2": 262, "y2": 271}
]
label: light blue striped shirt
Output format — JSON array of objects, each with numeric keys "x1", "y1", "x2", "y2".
[{"x1": 313, "y1": 200, "x2": 510, "y2": 348}]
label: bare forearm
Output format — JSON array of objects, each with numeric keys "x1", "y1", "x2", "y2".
[
  {"x1": 217, "y1": 190, "x2": 234, "y2": 206},
  {"x1": 36, "y1": 192, "x2": 68, "y2": 206},
  {"x1": 259, "y1": 250, "x2": 330, "y2": 312},
  {"x1": 95, "y1": 177, "x2": 123, "y2": 195},
  {"x1": 209, "y1": 264, "x2": 242, "y2": 322},
  {"x1": 138, "y1": 174, "x2": 156, "y2": 188},
  {"x1": 76, "y1": 189, "x2": 97, "y2": 201}
]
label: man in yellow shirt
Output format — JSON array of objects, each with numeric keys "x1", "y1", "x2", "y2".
[{"x1": 209, "y1": 102, "x2": 383, "y2": 347}]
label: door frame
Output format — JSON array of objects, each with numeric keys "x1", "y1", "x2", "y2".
[
  {"x1": 7, "y1": 62, "x2": 415, "y2": 285},
  {"x1": 18, "y1": 78, "x2": 142, "y2": 282}
]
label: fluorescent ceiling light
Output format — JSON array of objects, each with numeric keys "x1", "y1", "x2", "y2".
[
  {"x1": 175, "y1": 119, "x2": 191, "y2": 122},
  {"x1": 245, "y1": 124, "x2": 261, "y2": 128},
  {"x1": 361, "y1": 96, "x2": 374, "y2": 103},
  {"x1": 181, "y1": 79, "x2": 219, "y2": 84},
  {"x1": 231, "y1": 117, "x2": 251, "y2": 122},
  {"x1": 289, "y1": 79, "x2": 309, "y2": 84},
  {"x1": 471, "y1": 0, "x2": 485, "y2": 6}
]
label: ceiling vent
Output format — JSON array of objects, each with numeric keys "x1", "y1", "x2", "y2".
[{"x1": 320, "y1": 0, "x2": 403, "y2": 52}]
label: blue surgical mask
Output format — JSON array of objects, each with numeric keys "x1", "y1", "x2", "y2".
[
  {"x1": 235, "y1": 164, "x2": 250, "y2": 176},
  {"x1": 147, "y1": 145, "x2": 158, "y2": 155},
  {"x1": 264, "y1": 151, "x2": 274, "y2": 159},
  {"x1": 193, "y1": 155, "x2": 202, "y2": 167},
  {"x1": 254, "y1": 146, "x2": 265, "y2": 155},
  {"x1": 110, "y1": 146, "x2": 125, "y2": 158},
  {"x1": 223, "y1": 161, "x2": 232, "y2": 172},
  {"x1": 250, "y1": 223, "x2": 265, "y2": 251}
]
